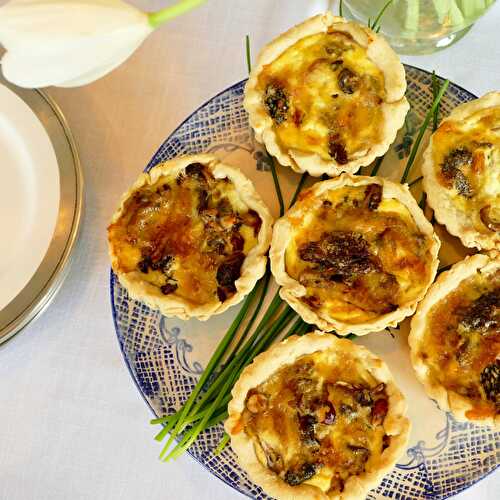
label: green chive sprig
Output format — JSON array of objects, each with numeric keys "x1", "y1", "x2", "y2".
[
  {"x1": 400, "y1": 78, "x2": 449, "y2": 184},
  {"x1": 370, "y1": 156, "x2": 384, "y2": 176},
  {"x1": 431, "y1": 71, "x2": 441, "y2": 131},
  {"x1": 408, "y1": 175, "x2": 423, "y2": 188},
  {"x1": 368, "y1": 0, "x2": 394, "y2": 33},
  {"x1": 245, "y1": 34, "x2": 252, "y2": 75}
]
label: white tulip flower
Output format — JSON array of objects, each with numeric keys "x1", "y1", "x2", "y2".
[{"x1": 0, "y1": 0, "x2": 206, "y2": 88}]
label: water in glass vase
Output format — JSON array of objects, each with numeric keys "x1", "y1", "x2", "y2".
[{"x1": 342, "y1": 0, "x2": 496, "y2": 54}]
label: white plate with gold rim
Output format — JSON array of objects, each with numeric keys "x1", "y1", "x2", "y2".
[
  {"x1": 0, "y1": 83, "x2": 60, "y2": 310},
  {"x1": 0, "y1": 76, "x2": 83, "y2": 345}
]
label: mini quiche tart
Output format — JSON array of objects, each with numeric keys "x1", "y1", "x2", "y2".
[
  {"x1": 409, "y1": 253, "x2": 500, "y2": 427},
  {"x1": 108, "y1": 154, "x2": 272, "y2": 320},
  {"x1": 270, "y1": 174, "x2": 440, "y2": 335},
  {"x1": 244, "y1": 13, "x2": 409, "y2": 177},
  {"x1": 422, "y1": 91, "x2": 500, "y2": 250},
  {"x1": 225, "y1": 332, "x2": 410, "y2": 500}
]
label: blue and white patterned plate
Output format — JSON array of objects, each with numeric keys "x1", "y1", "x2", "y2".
[{"x1": 111, "y1": 65, "x2": 499, "y2": 499}]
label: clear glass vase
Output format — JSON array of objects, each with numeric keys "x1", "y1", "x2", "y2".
[{"x1": 342, "y1": 0, "x2": 496, "y2": 54}]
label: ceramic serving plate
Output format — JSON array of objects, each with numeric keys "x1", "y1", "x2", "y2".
[
  {"x1": 0, "y1": 75, "x2": 83, "y2": 345},
  {"x1": 111, "y1": 66, "x2": 499, "y2": 499},
  {"x1": 0, "y1": 83, "x2": 60, "y2": 311}
]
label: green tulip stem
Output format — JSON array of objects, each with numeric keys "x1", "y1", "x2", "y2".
[{"x1": 148, "y1": 0, "x2": 207, "y2": 29}]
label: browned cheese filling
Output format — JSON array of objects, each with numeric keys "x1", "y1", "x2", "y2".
[
  {"x1": 108, "y1": 163, "x2": 262, "y2": 306},
  {"x1": 241, "y1": 351, "x2": 390, "y2": 494},
  {"x1": 257, "y1": 31, "x2": 386, "y2": 164},
  {"x1": 285, "y1": 184, "x2": 434, "y2": 324},
  {"x1": 420, "y1": 269, "x2": 499, "y2": 420},
  {"x1": 432, "y1": 106, "x2": 500, "y2": 236}
]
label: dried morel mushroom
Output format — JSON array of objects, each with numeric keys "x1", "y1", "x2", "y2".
[
  {"x1": 264, "y1": 83, "x2": 289, "y2": 124},
  {"x1": 480, "y1": 361, "x2": 500, "y2": 404},
  {"x1": 441, "y1": 148, "x2": 474, "y2": 198}
]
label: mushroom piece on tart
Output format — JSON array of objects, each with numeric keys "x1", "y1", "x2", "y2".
[
  {"x1": 270, "y1": 174, "x2": 440, "y2": 335},
  {"x1": 409, "y1": 253, "x2": 500, "y2": 428},
  {"x1": 422, "y1": 91, "x2": 500, "y2": 250},
  {"x1": 225, "y1": 332, "x2": 410, "y2": 500},
  {"x1": 244, "y1": 13, "x2": 409, "y2": 177},
  {"x1": 108, "y1": 154, "x2": 272, "y2": 320}
]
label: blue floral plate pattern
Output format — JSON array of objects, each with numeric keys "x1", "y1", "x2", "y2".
[{"x1": 111, "y1": 65, "x2": 499, "y2": 499}]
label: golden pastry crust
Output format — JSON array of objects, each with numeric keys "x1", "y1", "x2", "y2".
[
  {"x1": 108, "y1": 154, "x2": 272, "y2": 320},
  {"x1": 422, "y1": 91, "x2": 500, "y2": 250},
  {"x1": 244, "y1": 13, "x2": 409, "y2": 177},
  {"x1": 225, "y1": 332, "x2": 410, "y2": 500},
  {"x1": 270, "y1": 174, "x2": 440, "y2": 335},
  {"x1": 409, "y1": 252, "x2": 500, "y2": 428}
]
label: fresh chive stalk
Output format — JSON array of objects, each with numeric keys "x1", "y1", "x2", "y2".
[
  {"x1": 419, "y1": 191, "x2": 427, "y2": 210},
  {"x1": 164, "y1": 307, "x2": 296, "y2": 460},
  {"x1": 165, "y1": 375, "x2": 238, "y2": 460},
  {"x1": 370, "y1": 156, "x2": 384, "y2": 176},
  {"x1": 218, "y1": 269, "x2": 271, "y2": 366},
  {"x1": 213, "y1": 315, "x2": 309, "y2": 455},
  {"x1": 214, "y1": 433, "x2": 230, "y2": 455},
  {"x1": 153, "y1": 279, "x2": 277, "y2": 432},
  {"x1": 181, "y1": 306, "x2": 296, "y2": 437},
  {"x1": 408, "y1": 175, "x2": 423, "y2": 187},
  {"x1": 283, "y1": 316, "x2": 310, "y2": 340},
  {"x1": 400, "y1": 79, "x2": 449, "y2": 184},
  {"x1": 289, "y1": 172, "x2": 308, "y2": 207},
  {"x1": 181, "y1": 293, "x2": 284, "y2": 421},
  {"x1": 437, "y1": 263, "x2": 453, "y2": 275},
  {"x1": 245, "y1": 34, "x2": 252, "y2": 75},
  {"x1": 156, "y1": 283, "x2": 260, "y2": 457},
  {"x1": 245, "y1": 34, "x2": 286, "y2": 218},
  {"x1": 370, "y1": 0, "x2": 393, "y2": 32},
  {"x1": 270, "y1": 158, "x2": 285, "y2": 217},
  {"x1": 431, "y1": 71, "x2": 441, "y2": 131},
  {"x1": 198, "y1": 317, "x2": 310, "y2": 453},
  {"x1": 339, "y1": 0, "x2": 344, "y2": 17}
]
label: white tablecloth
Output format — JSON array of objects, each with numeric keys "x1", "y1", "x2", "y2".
[{"x1": 0, "y1": 1, "x2": 498, "y2": 499}]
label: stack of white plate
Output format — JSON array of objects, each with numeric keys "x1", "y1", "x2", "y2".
[{"x1": 0, "y1": 76, "x2": 83, "y2": 344}]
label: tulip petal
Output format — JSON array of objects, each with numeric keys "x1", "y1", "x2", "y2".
[
  {"x1": 1, "y1": 26, "x2": 150, "y2": 87},
  {"x1": 57, "y1": 37, "x2": 147, "y2": 87},
  {"x1": 0, "y1": 0, "x2": 153, "y2": 88}
]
